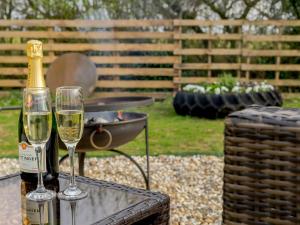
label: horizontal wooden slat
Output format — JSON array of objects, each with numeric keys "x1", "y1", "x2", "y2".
[
  {"x1": 174, "y1": 77, "x2": 270, "y2": 84},
  {"x1": 0, "y1": 67, "x2": 28, "y2": 75},
  {"x1": 271, "y1": 79, "x2": 300, "y2": 86},
  {"x1": 91, "y1": 56, "x2": 176, "y2": 64},
  {"x1": 0, "y1": 31, "x2": 173, "y2": 39},
  {"x1": 174, "y1": 33, "x2": 242, "y2": 40},
  {"x1": 174, "y1": 19, "x2": 300, "y2": 27},
  {"x1": 176, "y1": 48, "x2": 300, "y2": 56},
  {"x1": 97, "y1": 68, "x2": 174, "y2": 76},
  {"x1": 0, "y1": 67, "x2": 175, "y2": 76},
  {"x1": 0, "y1": 56, "x2": 176, "y2": 64},
  {"x1": 174, "y1": 20, "x2": 244, "y2": 26},
  {"x1": 244, "y1": 35, "x2": 300, "y2": 42},
  {"x1": 247, "y1": 20, "x2": 300, "y2": 26},
  {"x1": 0, "y1": 43, "x2": 175, "y2": 51},
  {"x1": 0, "y1": 56, "x2": 55, "y2": 64},
  {"x1": 0, "y1": 78, "x2": 175, "y2": 89},
  {"x1": 174, "y1": 77, "x2": 217, "y2": 83},
  {"x1": 174, "y1": 48, "x2": 240, "y2": 56},
  {"x1": 92, "y1": 91, "x2": 170, "y2": 99},
  {"x1": 243, "y1": 50, "x2": 300, "y2": 57},
  {"x1": 0, "y1": 19, "x2": 173, "y2": 27},
  {"x1": 174, "y1": 77, "x2": 300, "y2": 87},
  {"x1": 174, "y1": 33, "x2": 300, "y2": 42},
  {"x1": 0, "y1": 67, "x2": 48, "y2": 75},
  {"x1": 175, "y1": 63, "x2": 240, "y2": 70},
  {"x1": 242, "y1": 64, "x2": 300, "y2": 71},
  {"x1": 4, "y1": 19, "x2": 299, "y2": 28},
  {"x1": 97, "y1": 80, "x2": 174, "y2": 88},
  {"x1": 0, "y1": 79, "x2": 25, "y2": 87}
]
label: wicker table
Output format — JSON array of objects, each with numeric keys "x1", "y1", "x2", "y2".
[{"x1": 0, "y1": 173, "x2": 170, "y2": 225}]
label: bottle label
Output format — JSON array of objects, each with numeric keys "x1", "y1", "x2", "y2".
[
  {"x1": 19, "y1": 142, "x2": 46, "y2": 173},
  {"x1": 23, "y1": 198, "x2": 49, "y2": 224}
]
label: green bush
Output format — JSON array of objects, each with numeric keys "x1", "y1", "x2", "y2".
[{"x1": 219, "y1": 73, "x2": 236, "y2": 91}]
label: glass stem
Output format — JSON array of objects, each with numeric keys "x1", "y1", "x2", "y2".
[
  {"x1": 35, "y1": 145, "x2": 45, "y2": 192},
  {"x1": 68, "y1": 144, "x2": 77, "y2": 188},
  {"x1": 71, "y1": 201, "x2": 77, "y2": 225}
]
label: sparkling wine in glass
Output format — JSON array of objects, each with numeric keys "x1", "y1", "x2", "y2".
[
  {"x1": 55, "y1": 86, "x2": 87, "y2": 200},
  {"x1": 23, "y1": 87, "x2": 56, "y2": 202}
]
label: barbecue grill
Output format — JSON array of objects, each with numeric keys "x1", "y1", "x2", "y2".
[{"x1": 46, "y1": 53, "x2": 153, "y2": 189}]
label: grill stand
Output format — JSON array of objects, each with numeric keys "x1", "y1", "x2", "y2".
[{"x1": 59, "y1": 119, "x2": 150, "y2": 190}]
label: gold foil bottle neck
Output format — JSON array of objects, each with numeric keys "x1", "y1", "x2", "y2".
[
  {"x1": 26, "y1": 40, "x2": 45, "y2": 88},
  {"x1": 26, "y1": 40, "x2": 43, "y2": 58}
]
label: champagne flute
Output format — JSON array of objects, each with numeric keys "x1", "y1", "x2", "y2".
[
  {"x1": 55, "y1": 86, "x2": 87, "y2": 200},
  {"x1": 23, "y1": 87, "x2": 56, "y2": 201}
]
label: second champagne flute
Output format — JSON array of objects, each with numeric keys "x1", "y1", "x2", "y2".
[{"x1": 56, "y1": 86, "x2": 87, "y2": 200}]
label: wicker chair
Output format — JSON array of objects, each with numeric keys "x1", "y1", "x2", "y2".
[{"x1": 223, "y1": 105, "x2": 300, "y2": 225}]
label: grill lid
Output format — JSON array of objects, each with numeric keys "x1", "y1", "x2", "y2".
[{"x1": 46, "y1": 53, "x2": 97, "y2": 97}]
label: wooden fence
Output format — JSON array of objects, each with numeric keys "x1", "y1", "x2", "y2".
[{"x1": 0, "y1": 19, "x2": 300, "y2": 98}]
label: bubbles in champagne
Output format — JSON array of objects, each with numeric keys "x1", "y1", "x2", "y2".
[
  {"x1": 23, "y1": 111, "x2": 52, "y2": 145},
  {"x1": 56, "y1": 110, "x2": 83, "y2": 144}
]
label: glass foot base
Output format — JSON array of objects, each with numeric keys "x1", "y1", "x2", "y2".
[
  {"x1": 26, "y1": 189, "x2": 56, "y2": 202},
  {"x1": 58, "y1": 186, "x2": 88, "y2": 201}
]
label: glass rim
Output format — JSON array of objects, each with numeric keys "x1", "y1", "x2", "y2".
[{"x1": 56, "y1": 86, "x2": 82, "y2": 90}]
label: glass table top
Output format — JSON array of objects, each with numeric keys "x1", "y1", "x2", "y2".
[{"x1": 0, "y1": 174, "x2": 147, "y2": 225}]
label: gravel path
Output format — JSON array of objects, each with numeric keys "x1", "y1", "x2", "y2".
[{"x1": 0, "y1": 156, "x2": 223, "y2": 225}]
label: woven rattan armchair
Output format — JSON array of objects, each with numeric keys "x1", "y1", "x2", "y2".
[{"x1": 223, "y1": 105, "x2": 300, "y2": 225}]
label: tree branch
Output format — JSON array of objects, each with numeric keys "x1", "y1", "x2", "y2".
[{"x1": 239, "y1": 0, "x2": 261, "y2": 19}]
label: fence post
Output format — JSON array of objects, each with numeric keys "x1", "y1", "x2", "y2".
[
  {"x1": 244, "y1": 22, "x2": 250, "y2": 82},
  {"x1": 112, "y1": 26, "x2": 120, "y2": 92},
  {"x1": 275, "y1": 27, "x2": 282, "y2": 88},
  {"x1": 47, "y1": 26, "x2": 55, "y2": 65},
  {"x1": 237, "y1": 25, "x2": 242, "y2": 79},
  {"x1": 208, "y1": 24, "x2": 212, "y2": 78},
  {"x1": 173, "y1": 20, "x2": 182, "y2": 94},
  {"x1": 46, "y1": 26, "x2": 55, "y2": 83}
]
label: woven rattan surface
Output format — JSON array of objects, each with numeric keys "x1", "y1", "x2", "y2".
[
  {"x1": 0, "y1": 173, "x2": 170, "y2": 225},
  {"x1": 223, "y1": 105, "x2": 300, "y2": 225}
]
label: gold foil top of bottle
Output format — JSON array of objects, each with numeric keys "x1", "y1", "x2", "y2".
[
  {"x1": 26, "y1": 40, "x2": 45, "y2": 87},
  {"x1": 26, "y1": 40, "x2": 43, "y2": 58}
]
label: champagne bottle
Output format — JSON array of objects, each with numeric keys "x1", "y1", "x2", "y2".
[{"x1": 19, "y1": 40, "x2": 59, "y2": 182}]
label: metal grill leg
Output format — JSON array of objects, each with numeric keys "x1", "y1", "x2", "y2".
[
  {"x1": 145, "y1": 119, "x2": 150, "y2": 190},
  {"x1": 109, "y1": 149, "x2": 149, "y2": 190},
  {"x1": 78, "y1": 152, "x2": 86, "y2": 176},
  {"x1": 59, "y1": 154, "x2": 69, "y2": 165}
]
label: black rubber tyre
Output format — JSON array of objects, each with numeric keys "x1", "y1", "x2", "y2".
[
  {"x1": 173, "y1": 90, "x2": 283, "y2": 119},
  {"x1": 173, "y1": 92, "x2": 187, "y2": 115}
]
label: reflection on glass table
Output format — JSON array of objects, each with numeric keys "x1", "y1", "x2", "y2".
[{"x1": 0, "y1": 174, "x2": 169, "y2": 225}]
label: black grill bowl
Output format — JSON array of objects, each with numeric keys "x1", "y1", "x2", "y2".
[{"x1": 59, "y1": 111, "x2": 147, "y2": 152}]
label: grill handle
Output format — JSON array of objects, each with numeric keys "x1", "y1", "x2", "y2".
[{"x1": 89, "y1": 127, "x2": 112, "y2": 150}]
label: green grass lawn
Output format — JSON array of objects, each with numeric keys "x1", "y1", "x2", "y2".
[{"x1": 0, "y1": 91, "x2": 299, "y2": 158}]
